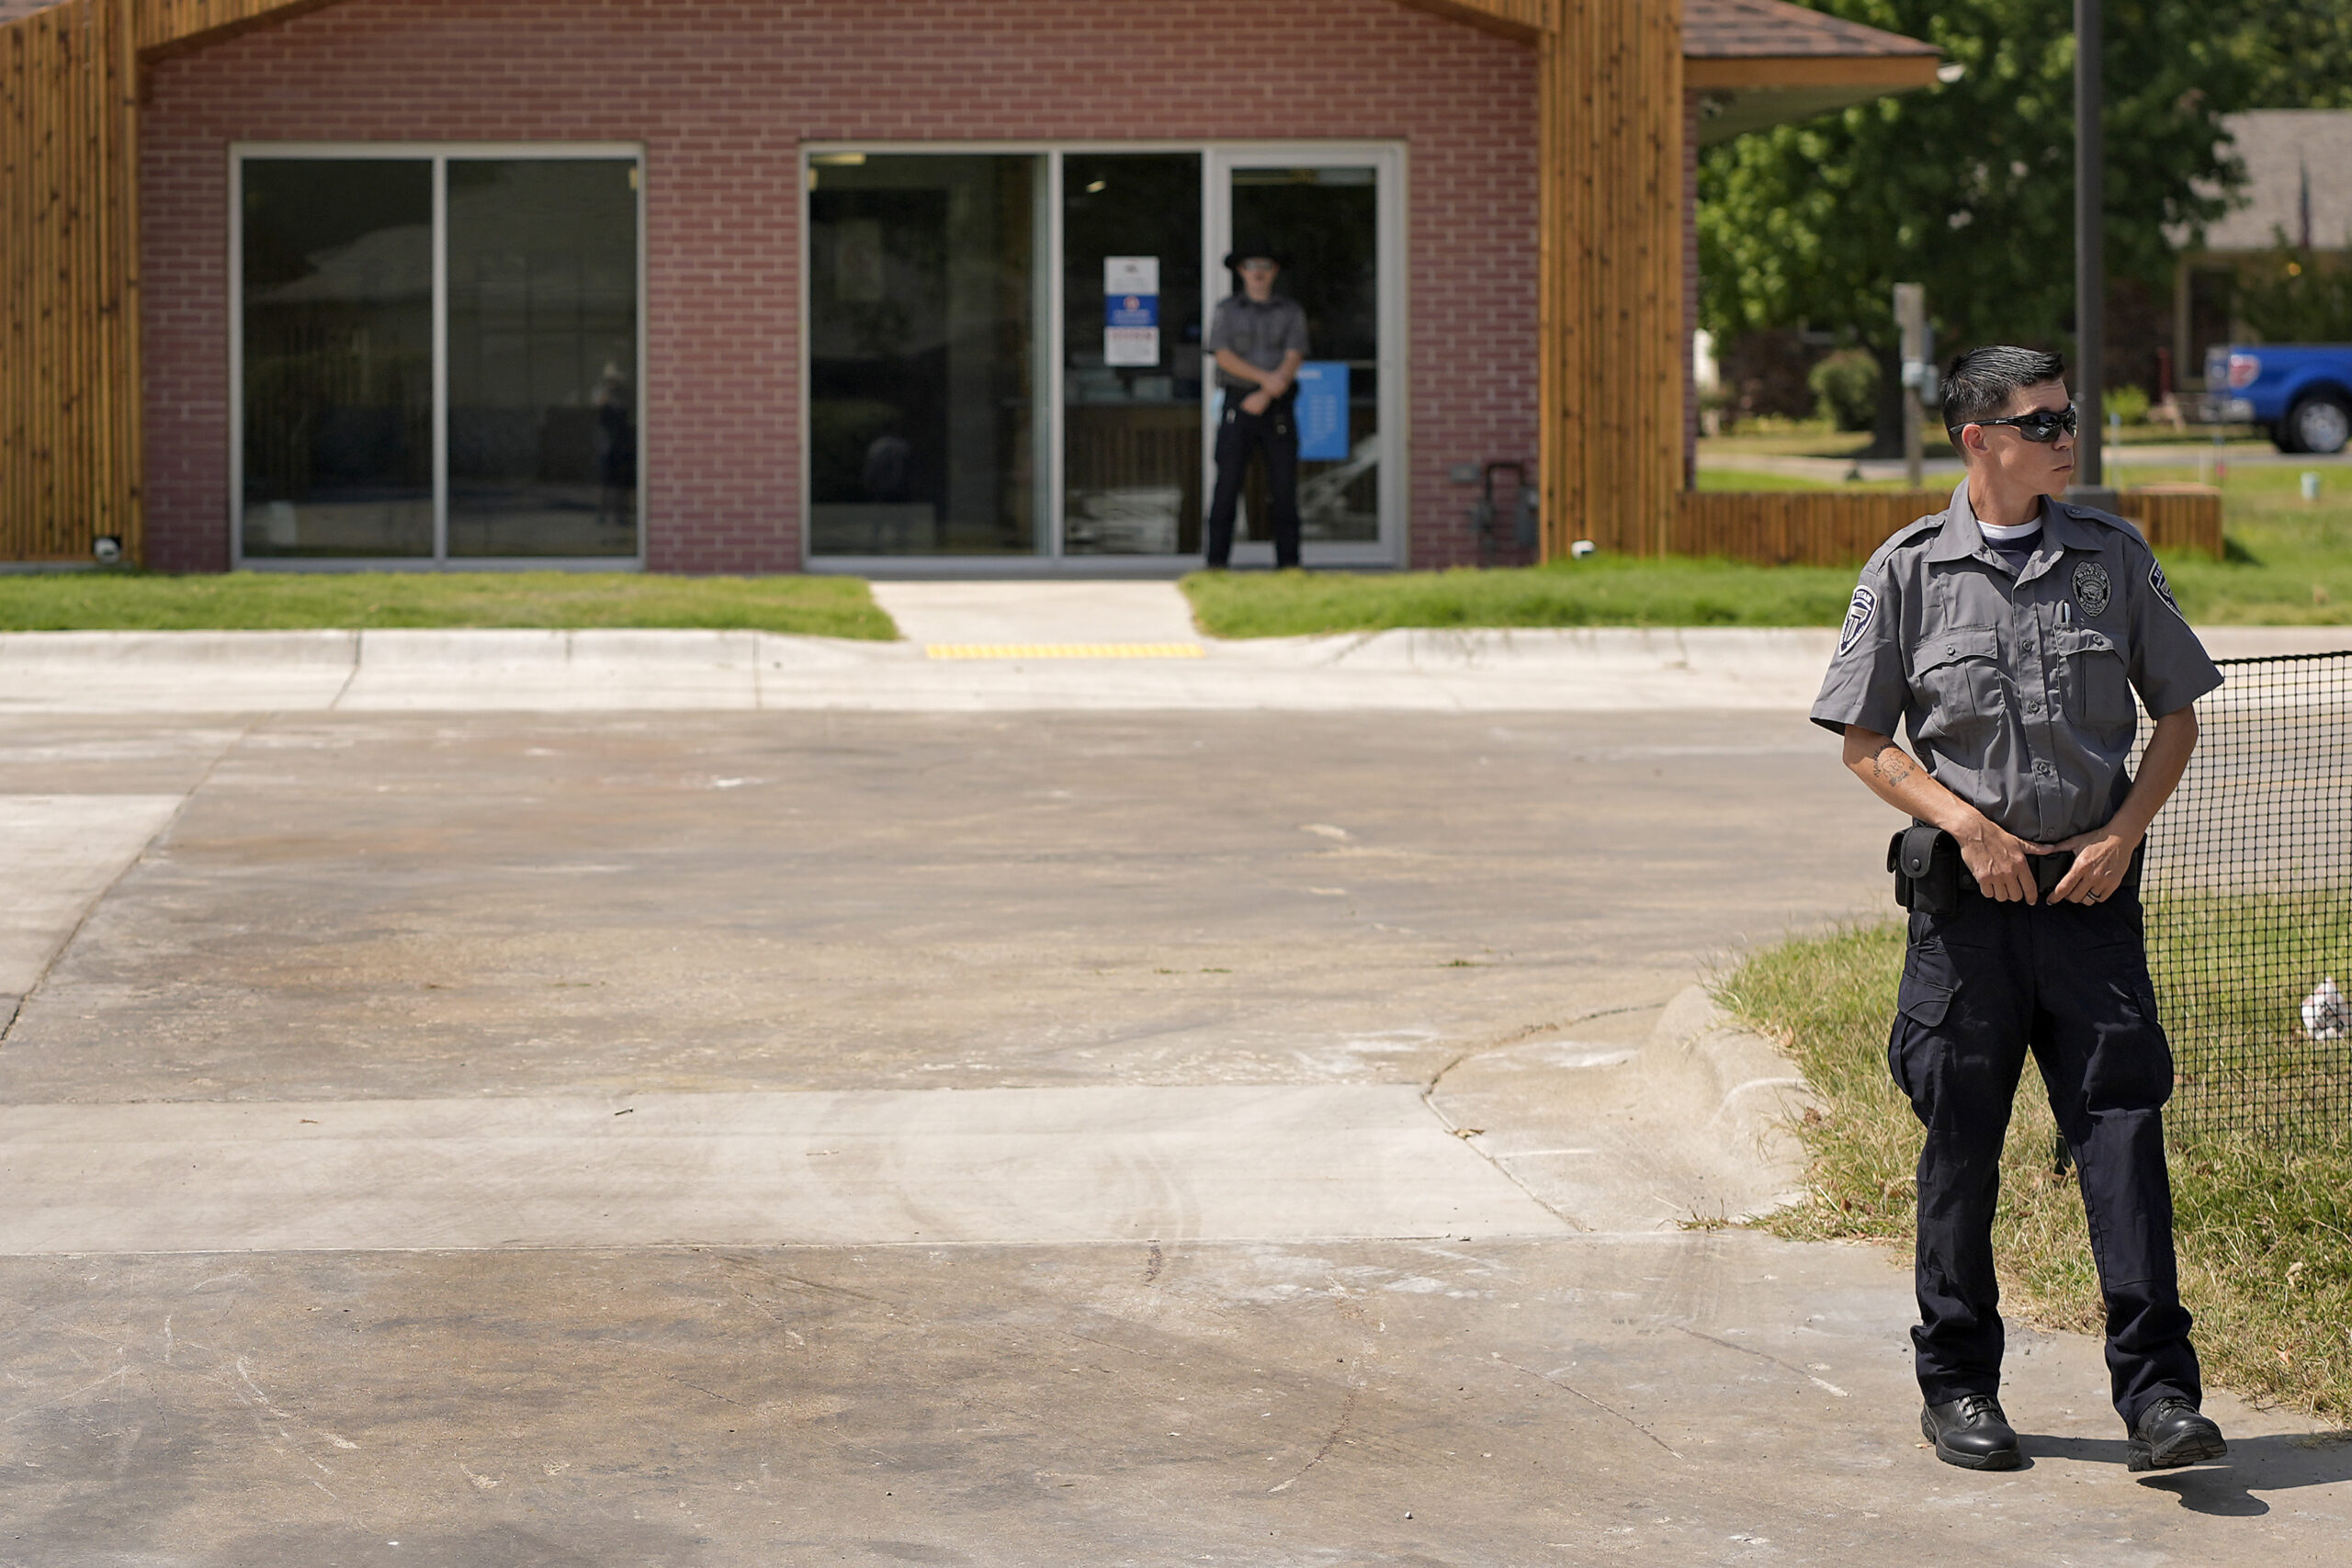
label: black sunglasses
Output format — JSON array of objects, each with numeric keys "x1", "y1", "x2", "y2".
[{"x1": 1949, "y1": 404, "x2": 2078, "y2": 443}]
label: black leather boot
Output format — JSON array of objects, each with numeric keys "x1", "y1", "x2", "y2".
[
  {"x1": 2127, "y1": 1397, "x2": 2227, "y2": 1472},
  {"x1": 1921, "y1": 1394, "x2": 2021, "y2": 1470}
]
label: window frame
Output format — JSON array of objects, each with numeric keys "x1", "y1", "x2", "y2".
[
  {"x1": 228, "y1": 141, "x2": 650, "y2": 572},
  {"x1": 797, "y1": 141, "x2": 1408, "y2": 575}
]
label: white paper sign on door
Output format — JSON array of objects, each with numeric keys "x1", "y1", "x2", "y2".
[{"x1": 1103, "y1": 255, "x2": 1160, "y2": 367}]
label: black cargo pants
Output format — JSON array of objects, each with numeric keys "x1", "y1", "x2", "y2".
[
  {"x1": 1889, "y1": 886, "x2": 2201, "y2": 1425},
  {"x1": 1204, "y1": 390, "x2": 1301, "y2": 569}
]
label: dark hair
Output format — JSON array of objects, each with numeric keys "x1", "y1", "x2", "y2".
[{"x1": 1942, "y1": 345, "x2": 2067, "y2": 435}]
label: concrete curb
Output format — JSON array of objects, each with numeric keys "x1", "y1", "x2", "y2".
[
  {"x1": 1635, "y1": 985, "x2": 1822, "y2": 1215},
  {"x1": 1426, "y1": 985, "x2": 1823, "y2": 1233},
  {"x1": 0, "y1": 625, "x2": 2338, "y2": 715}
]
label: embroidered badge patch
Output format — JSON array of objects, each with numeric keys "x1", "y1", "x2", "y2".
[
  {"x1": 1837, "y1": 584, "x2": 1877, "y2": 657},
  {"x1": 2072, "y1": 560, "x2": 2112, "y2": 617},
  {"x1": 2150, "y1": 558, "x2": 2188, "y2": 621}
]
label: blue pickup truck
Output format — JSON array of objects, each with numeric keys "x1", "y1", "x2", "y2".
[{"x1": 2203, "y1": 345, "x2": 2352, "y2": 453}]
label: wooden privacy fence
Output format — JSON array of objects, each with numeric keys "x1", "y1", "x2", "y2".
[{"x1": 1671, "y1": 486, "x2": 2225, "y2": 567}]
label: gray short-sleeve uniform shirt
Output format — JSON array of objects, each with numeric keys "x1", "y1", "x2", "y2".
[
  {"x1": 1811, "y1": 479, "x2": 2223, "y2": 843},
  {"x1": 1206, "y1": 294, "x2": 1309, "y2": 390}
]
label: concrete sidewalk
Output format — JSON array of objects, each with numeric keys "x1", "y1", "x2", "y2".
[
  {"x1": 2, "y1": 690, "x2": 2346, "y2": 1561},
  {"x1": 0, "y1": 620, "x2": 2340, "y2": 713}
]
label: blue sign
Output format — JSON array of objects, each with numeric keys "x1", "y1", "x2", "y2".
[
  {"x1": 1103, "y1": 257, "x2": 1161, "y2": 366},
  {"x1": 1294, "y1": 362, "x2": 1350, "y2": 460}
]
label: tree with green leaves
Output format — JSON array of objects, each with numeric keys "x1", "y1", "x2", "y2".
[{"x1": 1698, "y1": 0, "x2": 2259, "y2": 450}]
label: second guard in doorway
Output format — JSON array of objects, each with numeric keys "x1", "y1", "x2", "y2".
[{"x1": 1204, "y1": 243, "x2": 1308, "y2": 569}]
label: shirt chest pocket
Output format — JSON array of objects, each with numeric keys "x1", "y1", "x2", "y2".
[
  {"x1": 1910, "y1": 626, "x2": 2006, "y2": 735},
  {"x1": 2056, "y1": 626, "x2": 2135, "y2": 729}
]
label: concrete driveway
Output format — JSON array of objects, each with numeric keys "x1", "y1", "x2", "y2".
[{"x1": 1, "y1": 615, "x2": 2346, "y2": 1564}]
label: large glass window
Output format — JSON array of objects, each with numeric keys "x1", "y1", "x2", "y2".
[
  {"x1": 241, "y1": 159, "x2": 435, "y2": 558},
  {"x1": 447, "y1": 159, "x2": 639, "y2": 558},
  {"x1": 1061, "y1": 153, "x2": 1204, "y2": 557},
  {"x1": 237, "y1": 150, "x2": 642, "y2": 565},
  {"x1": 807, "y1": 154, "x2": 1045, "y2": 556}
]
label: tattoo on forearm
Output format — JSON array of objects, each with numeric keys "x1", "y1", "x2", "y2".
[{"x1": 1872, "y1": 748, "x2": 1915, "y2": 788}]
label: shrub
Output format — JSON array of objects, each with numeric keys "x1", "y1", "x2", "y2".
[
  {"x1": 1809, "y1": 348, "x2": 1882, "y2": 432},
  {"x1": 2106, "y1": 385, "x2": 2152, "y2": 425}
]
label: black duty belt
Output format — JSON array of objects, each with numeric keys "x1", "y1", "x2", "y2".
[{"x1": 1888, "y1": 822, "x2": 2087, "y2": 915}]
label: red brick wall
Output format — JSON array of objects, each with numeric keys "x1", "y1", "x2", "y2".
[{"x1": 141, "y1": 0, "x2": 1537, "y2": 573}]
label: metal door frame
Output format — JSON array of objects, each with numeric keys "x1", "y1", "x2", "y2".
[
  {"x1": 1206, "y1": 143, "x2": 1407, "y2": 570},
  {"x1": 800, "y1": 140, "x2": 1407, "y2": 576}
]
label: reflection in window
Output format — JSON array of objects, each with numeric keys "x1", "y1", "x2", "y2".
[
  {"x1": 447, "y1": 159, "x2": 640, "y2": 558},
  {"x1": 241, "y1": 159, "x2": 435, "y2": 558},
  {"x1": 1063, "y1": 153, "x2": 1203, "y2": 556},
  {"x1": 808, "y1": 154, "x2": 1043, "y2": 555}
]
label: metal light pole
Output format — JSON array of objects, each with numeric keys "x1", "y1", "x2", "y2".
[
  {"x1": 2073, "y1": 0, "x2": 2112, "y2": 502},
  {"x1": 1895, "y1": 283, "x2": 1932, "y2": 488}
]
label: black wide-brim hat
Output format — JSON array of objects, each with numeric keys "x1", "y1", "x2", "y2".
[{"x1": 1223, "y1": 243, "x2": 1289, "y2": 270}]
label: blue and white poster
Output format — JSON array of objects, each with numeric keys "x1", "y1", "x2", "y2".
[
  {"x1": 1103, "y1": 256, "x2": 1159, "y2": 367},
  {"x1": 1294, "y1": 361, "x2": 1350, "y2": 460}
]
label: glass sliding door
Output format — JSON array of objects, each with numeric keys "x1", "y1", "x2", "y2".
[
  {"x1": 807, "y1": 153, "x2": 1045, "y2": 557},
  {"x1": 446, "y1": 158, "x2": 640, "y2": 558},
  {"x1": 1061, "y1": 153, "x2": 1203, "y2": 557},
  {"x1": 797, "y1": 143, "x2": 1401, "y2": 569},
  {"x1": 235, "y1": 146, "x2": 644, "y2": 568},
  {"x1": 1220, "y1": 160, "x2": 1387, "y2": 552},
  {"x1": 240, "y1": 159, "x2": 435, "y2": 558}
]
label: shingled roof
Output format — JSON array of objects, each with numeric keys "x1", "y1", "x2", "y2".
[
  {"x1": 1685, "y1": 0, "x2": 1939, "y2": 60},
  {"x1": 1682, "y1": 0, "x2": 1940, "y2": 143},
  {"x1": 2193, "y1": 110, "x2": 2352, "y2": 254}
]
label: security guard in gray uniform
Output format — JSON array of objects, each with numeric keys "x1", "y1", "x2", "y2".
[
  {"x1": 1204, "y1": 244, "x2": 1309, "y2": 569},
  {"x1": 1812, "y1": 346, "x2": 2229, "y2": 1474}
]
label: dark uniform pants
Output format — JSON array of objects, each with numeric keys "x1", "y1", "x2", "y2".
[
  {"x1": 1890, "y1": 888, "x2": 2201, "y2": 1425},
  {"x1": 1205, "y1": 393, "x2": 1300, "y2": 569}
]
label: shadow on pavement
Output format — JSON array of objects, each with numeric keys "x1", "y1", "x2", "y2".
[{"x1": 2021, "y1": 1430, "x2": 2352, "y2": 1515}]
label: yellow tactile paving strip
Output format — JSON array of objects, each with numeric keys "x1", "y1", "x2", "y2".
[{"x1": 922, "y1": 642, "x2": 1207, "y2": 660}]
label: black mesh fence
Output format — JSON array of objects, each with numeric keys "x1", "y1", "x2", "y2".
[{"x1": 2141, "y1": 649, "x2": 2352, "y2": 1143}]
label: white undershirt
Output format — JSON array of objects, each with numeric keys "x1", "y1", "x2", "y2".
[{"x1": 1976, "y1": 514, "x2": 2043, "y2": 544}]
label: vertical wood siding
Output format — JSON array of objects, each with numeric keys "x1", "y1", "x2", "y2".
[
  {"x1": 1537, "y1": 0, "x2": 1682, "y2": 559},
  {"x1": 2, "y1": 0, "x2": 140, "y2": 563}
]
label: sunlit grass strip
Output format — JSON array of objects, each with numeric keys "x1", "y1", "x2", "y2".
[
  {"x1": 1718, "y1": 920, "x2": 2352, "y2": 1422},
  {"x1": 0, "y1": 571, "x2": 898, "y2": 638},
  {"x1": 922, "y1": 642, "x2": 1205, "y2": 660},
  {"x1": 1184, "y1": 559, "x2": 1861, "y2": 637}
]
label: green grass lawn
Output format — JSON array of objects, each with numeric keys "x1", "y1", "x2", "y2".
[
  {"x1": 1184, "y1": 557, "x2": 1864, "y2": 637},
  {"x1": 2112, "y1": 461, "x2": 2352, "y2": 625},
  {"x1": 0, "y1": 571, "x2": 897, "y2": 638},
  {"x1": 1718, "y1": 922, "x2": 2352, "y2": 1423},
  {"x1": 1190, "y1": 458, "x2": 2352, "y2": 637}
]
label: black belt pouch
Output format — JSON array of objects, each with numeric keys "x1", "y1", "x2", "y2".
[{"x1": 1888, "y1": 822, "x2": 1963, "y2": 915}]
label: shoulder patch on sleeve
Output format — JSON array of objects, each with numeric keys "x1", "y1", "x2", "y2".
[
  {"x1": 1837, "y1": 584, "x2": 1877, "y2": 656},
  {"x1": 2149, "y1": 558, "x2": 2188, "y2": 621}
]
